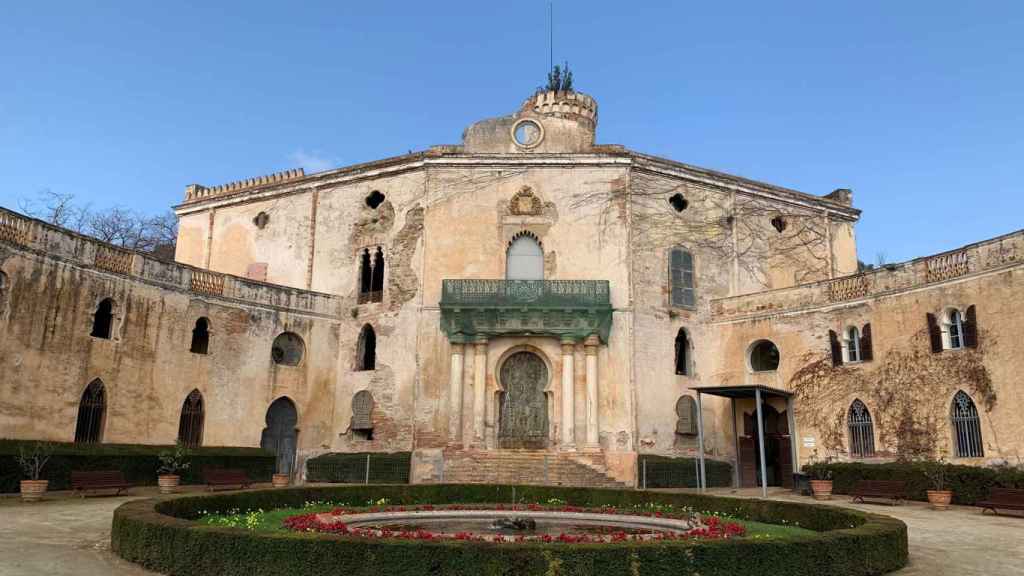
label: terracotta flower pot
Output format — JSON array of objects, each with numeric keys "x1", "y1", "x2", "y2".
[
  {"x1": 272, "y1": 473, "x2": 290, "y2": 488},
  {"x1": 809, "y1": 480, "x2": 833, "y2": 501},
  {"x1": 927, "y1": 490, "x2": 953, "y2": 510},
  {"x1": 20, "y1": 480, "x2": 49, "y2": 502},
  {"x1": 158, "y1": 474, "x2": 181, "y2": 495}
]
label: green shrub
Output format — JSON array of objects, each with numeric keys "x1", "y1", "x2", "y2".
[
  {"x1": 0, "y1": 439, "x2": 274, "y2": 493},
  {"x1": 112, "y1": 484, "x2": 908, "y2": 576},
  {"x1": 638, "y1": 455, "x2": 732, "y2": 488},
  {"x1": 801, "y1": 461, "x2": 1024, "y2": 505},
  {"x1": 305, "y1": 452, "x2": 410, "y2": 484}
]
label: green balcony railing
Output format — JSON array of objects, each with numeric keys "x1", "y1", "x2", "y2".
[
  {"x1": 439, "y1": 279, "x2": 613, "y2": 343},
  {"x1": 440, "y1": 279, "x2": 610, "y2": 309}
]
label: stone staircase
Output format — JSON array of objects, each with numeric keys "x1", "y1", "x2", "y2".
[{"x1": 442, "y1": 449, "x2": 629, "y2": 488}]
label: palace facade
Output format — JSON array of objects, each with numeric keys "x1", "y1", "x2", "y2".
[{"x1": 1, "y1": 90, "x2": 1021, "y2": 486}]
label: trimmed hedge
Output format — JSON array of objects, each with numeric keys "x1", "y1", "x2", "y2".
[
  {"x1": 0, "y1": 439, "x2": 274, "y2": 493},
  {"x1": 305, "y1": 452, "x2": 411, "y2": 484},
  {"x1": 639, "y1": 455, "x2": 732, "y2": 489},
  {"x1": 802, "y1": 461, "x2": 1024, "y2": 505},
  {"x1": 112, "y1": 484, "x2": 908, "y2": 576}
]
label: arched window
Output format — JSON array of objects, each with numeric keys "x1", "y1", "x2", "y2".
[
  {"x1": 190, "y1": 318, "x2": 210, "y2": 355},
  {"x1": 357, "y1": 324, "x2": 376, "y2": 371},
  {"x1": 91, "y1": 298, "x2": 114, "y2": 339},
  {"x1": 371, "y1": 247, "x2": 385, "y2": 293},
  {"x1": 669, "y1": 248, "x2": 695, "y2": 308},
  {"x1": 674, "y1": 328, "x2": 690, "y2": 375},
  {"x1": 271, "y1": 332, "x2": 305, "y2": 366},
  {"x1": 950, "y1": 391, "x2": 984, "y2": 458},
  {"x1": 0, "y1": 270, "x2": 7, "y2": 291},
  {"x1": 506, "y1": 232, "x2": 544, "y2": 280},
  {"x1": 177, "y1": 389, "x2": 204, "y2": 447},
  {"x1": 358, "y1": 247, "x2": 384, "y2": 304},
  {"x1": 74, "y1": 379, "x2": 106, "y2": 443},
  {"x1": 847, "y1": 399, "x2": 875, "y2": 457},
  {"x1": 749, "y1": 340, "x2": 780, "y2": 372},
  {"x1": 845, "y1": 326, "x2": 861, "y2": 363}
]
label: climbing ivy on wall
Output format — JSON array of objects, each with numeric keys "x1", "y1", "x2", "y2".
[{"x1": 789, "y1": 328, "x2": 996, "y2": 460}]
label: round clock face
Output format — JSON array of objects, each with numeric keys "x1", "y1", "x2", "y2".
[{"x1": 512, "y1": 119, "x2": 543, "y2": 148}]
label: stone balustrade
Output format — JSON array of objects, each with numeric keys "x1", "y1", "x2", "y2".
[
  {"x1": 712, "y1": 229, "x2": 1023, "y2": 320},
  {"x1": 0, "y1": 206, "x2": 339, "y2": 317}
]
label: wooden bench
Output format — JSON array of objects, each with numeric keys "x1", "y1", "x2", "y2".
[
  {"x1": 70, "y1": 470, "x2": 132, "y2": 497},
  {"x1": 202, "y1": 467, "x2": 252, "y2": 491},
  {"x1": 977, "y1": 488, "x2": 1024, "y2": 515},
  {"x1": 850, "y1": 480, "x2": 906, "y2": 505}
]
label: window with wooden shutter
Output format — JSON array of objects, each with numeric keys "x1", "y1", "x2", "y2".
[
  {"x1": 829, "y1": 330, "x2": 843, "y2": 366},
  {"x1": 963, "y1": 305, "x2": 978, "y2": 348},
  {"x1": 860, "y1": 323, "x2": 873, "y2": 362},
  {"x1": 926, "y1": 313, "x2": 943, "y2": 353},
  {"x1": 675, "y1": 396, "x2": 698, "y2": 436},
  {"x1": 669, "y1": 248, "x2": 695, "y2": 308}
]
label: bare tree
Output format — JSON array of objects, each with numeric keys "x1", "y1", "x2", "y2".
[
  {"x1": 19, "y1": 190, "x2": 177, "y2": 258},
  {"x1": 18, "y1": 189, "x2": 91, "y2": 233},
  {"x1": 569, "y1": 172, "x2": 833, "y2": 287}
]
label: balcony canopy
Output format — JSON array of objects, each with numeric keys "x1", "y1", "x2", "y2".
[{"x1": 439, "y1": 279, "x2": 613, "y2": 344}]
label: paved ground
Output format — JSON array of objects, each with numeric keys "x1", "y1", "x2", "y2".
[
  {"x1": 0, "y1": 486, "x2": 1021, "y2": 575},
  {"x1": 662, "y1": 487, "x2": 1024, "y2": 576}
]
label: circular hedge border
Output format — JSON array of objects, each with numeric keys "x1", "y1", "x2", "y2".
[{"x1": 112, "y1": 484, "x2": 908, "y2": 576}]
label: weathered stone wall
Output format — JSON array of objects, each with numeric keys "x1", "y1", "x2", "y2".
[
  {"x1": 709, "y1": 230, "x2": 1024, "y2": 465},
  {"x1": 0, "y1": 209, "x2": 342, "y2": 461},
  {"x1": 627, "y1": 165, "x2": 859, "y2": 462}
]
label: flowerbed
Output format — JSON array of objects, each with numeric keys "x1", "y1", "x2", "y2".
[
  {"x1": 280, "y1": 503, "x2": 746, "y2": 543},
  {"x1": 112, "y1": 484, "x2": 909, "y2": 576}
]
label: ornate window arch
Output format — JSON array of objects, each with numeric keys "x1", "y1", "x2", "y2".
[
  {"x1": 950, "y1": 390, "x2": 984, "y2": 458},
  {"x1": 357, "y1": 324, "x2": 376, "y2": 371},
  {"x1": 177, "y1": 389, "x2": 204, "y2": 447},
  {"x1": 506, "y1": 231, "x2": 544, "y2": 280},
  {"x1": 91, "y1": 298, "x2": 115, "y2": 339},
  {"x1": 847, "y1": 399, "x2": 875, "y2": 457},
  {"x1": 75, "y1": 379, "x2": 106, "y2": 443},
  {"x1": 674, "y1": 328, "x2": 691, "y2": 376},
  {"x1": 190, "y1": 317, "x2": 210, "y2": 355}
]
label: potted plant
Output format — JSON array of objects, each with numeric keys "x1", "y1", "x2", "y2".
[
  {"x1": 16, "y1": 442, "x2": 54, "y2": 502},
  {"x1": 808, "y1": 466, "x2": 834, "y2": 500},
  {"x1": 920, "y1": 457, "x2": 952, "y2": 510},
  {"x1": 805, "y1": 452, "x2": 835, "y2": 500},
  {"x1": 272, "y1": 471, "x2": 290, "y2": 488},
  {"x1": 157, "y1": 441, "x2": 190, "y2": 494}
]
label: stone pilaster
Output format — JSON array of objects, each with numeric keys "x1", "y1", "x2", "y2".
[
  {"x1": 448, "y1": 342, "x2": 464, "y2": 447},
  {"x1": 561, "y1": 338, "x2": 576, "y2": 450},
  {"x1": 584, "y1": 335, "x2": 600, "y2": 449},
  {"x1": 472, "y1": 339, "x2": 488, "y2": 447}
]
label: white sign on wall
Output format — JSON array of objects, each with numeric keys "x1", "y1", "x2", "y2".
[{"x1": 802, "y1": 437, "x2": 816, "y2": 448}]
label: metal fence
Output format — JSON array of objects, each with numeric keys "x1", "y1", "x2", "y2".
[
  {"x1": 305, "y1": 452, "x2": 411, "y2": 484},
  {"x1": 638, "y1": 456, "x2": 733, "y2": 489}
]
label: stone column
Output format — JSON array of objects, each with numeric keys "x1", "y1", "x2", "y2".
[
  {"x1": 560, "y1": 338, "x2": 576, "y2": 450},
  {"x1": 472, "y1": 339, "x2": 488, "y2": 447},
  {"x1": 448, "y1": 342, "x2": 464, "y2": 447},
  {"x1": 584, "y1": 335, "x2": 600, "y2": 449}
]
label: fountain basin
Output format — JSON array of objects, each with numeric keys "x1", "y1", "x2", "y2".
[{"x1": 316, "y1": 509, "x2": 696, "y2": 539}]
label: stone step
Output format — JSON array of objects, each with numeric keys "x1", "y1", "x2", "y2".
[{"x1": 442, "y1": 450, "x2": 628, "y2": 489}]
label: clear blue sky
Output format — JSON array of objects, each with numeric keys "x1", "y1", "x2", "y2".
[{"x1": 1, "y1": 2, "x2": 1021, "y2": 263}]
